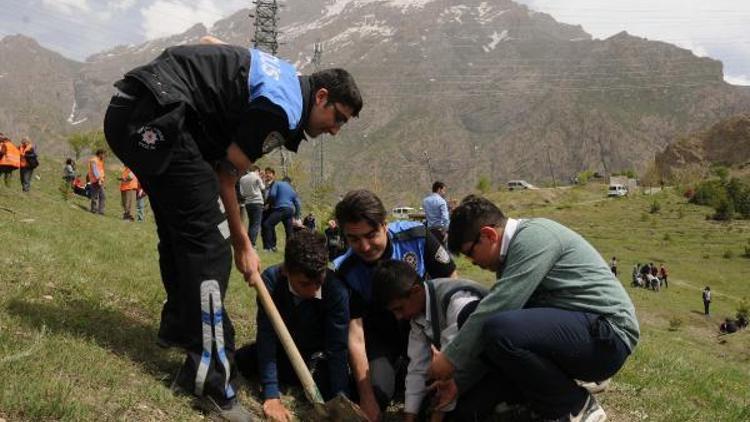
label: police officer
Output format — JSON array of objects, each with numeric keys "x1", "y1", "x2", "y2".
[
  {"x1": 333, "y1": 189, "x2": 456, "y2": 421},
  {"x1": 103, "y1": 38, "x2": 362, "y2": 421}
]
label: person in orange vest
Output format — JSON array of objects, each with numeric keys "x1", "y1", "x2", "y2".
[
  {"x1": 0, "y1": 133, "x2": 21, "y2": 187},
  {"x1": 119, "y1": 166, "x2": 138, "y2": 220},
  {"x1": 19, "y1": 137, "x2": 38, "y2": 192},
  {"x1": 88, "y1": 149, "x2": 107, "y2": 215}
]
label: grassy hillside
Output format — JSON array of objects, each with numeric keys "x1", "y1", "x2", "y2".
[{"x1": 1, "y1": 161, "x2": 749, "y2": 421}]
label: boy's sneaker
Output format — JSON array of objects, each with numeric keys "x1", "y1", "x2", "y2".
[
  {"x1": 577, "y1": 378, "x2": 611, "y2": 395},
  {"x1": 192, "y1": 395, "x2": 254, "y2": 422},
  {"x1": 570, "y1": 394, "x2": 607, "y2": 422}
]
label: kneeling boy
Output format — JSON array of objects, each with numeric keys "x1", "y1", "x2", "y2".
[
  {"x1": 429, "y1": 195, "x2": 640, "y2": 422},
  {"x1": 235, "y1": 230, "x2": 350, "y2": 421},
  {"x1": 372, "y1": 260, "x2": 488, "y2": 421}
]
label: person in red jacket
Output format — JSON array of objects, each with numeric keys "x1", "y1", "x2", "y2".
[
  {"x1": 118, "y1": 166, "x2": 139, "y2": 220},
  {"x1": 0, "y1": 134, "x2": 20, "y2": 187}
]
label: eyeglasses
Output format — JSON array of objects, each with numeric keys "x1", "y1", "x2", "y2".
[
  {"x1": 463, "y1": 231, "x2": 482, "y2": 258},
  {"x1": 331, "y1": 103, "x2": 350, "y2": 127}
]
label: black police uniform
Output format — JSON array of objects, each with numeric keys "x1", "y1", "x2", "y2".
[{"x1": 103, "y1": 44, "x2": 311, "y2": 405}]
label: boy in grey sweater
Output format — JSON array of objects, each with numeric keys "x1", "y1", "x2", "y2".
[
  {"x1": 429, "y1": 195, "x2": 639, "y2": 422},
  {"x1": 372, "y1": 260, "x2": 489, "y2": 421}
]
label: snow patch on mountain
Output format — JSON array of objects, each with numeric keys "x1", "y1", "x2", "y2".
[
  {"x1": 439, "y1": 5, "x2": 470, "y2": 24},
  {"x1": 483, "y1": 29, "x2": 509, "y2": 52},
  {"x1": 477, "y1": 2, "x2": 508, "y2": 25},
  {"x1": 323, "y1": 0, "x2": 435, "y2": 20}
]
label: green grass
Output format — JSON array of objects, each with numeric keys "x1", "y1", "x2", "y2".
[{"x1": 1, "y1": 163, "x2": 749, "y2": 421}]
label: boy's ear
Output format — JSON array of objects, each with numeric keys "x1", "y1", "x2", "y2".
[{"x1": 481, "y1": 225, "x2": 500, "y2": 244}]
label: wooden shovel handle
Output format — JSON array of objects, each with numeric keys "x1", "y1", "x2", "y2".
[{"x1": 251, "y1": 272, "x2": 326, "y2": 407}]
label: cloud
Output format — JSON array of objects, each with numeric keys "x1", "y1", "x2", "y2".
[
  {"x1": 140, "y1": 0, "x2": 225, "y2": 39},
  {"x1": 516, "y1": 0, "x2": 750, "y2": 88},
  {"x1": 42, "y1": 0, "x2": 90, "y2": 15},
  {"x1": 725, "y1": 74, "x2": 750, "y2": 86}
]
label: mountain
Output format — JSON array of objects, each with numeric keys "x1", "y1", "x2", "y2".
[
  {"x1": 0, "y1": 35, "x2": 82, "y2": 151},
  {"x1": 655, "y1": 114, "x2": 750, "y2": 179},
  {"x1": 3, "y1": 0, "x2": 750, "y2": 203}
]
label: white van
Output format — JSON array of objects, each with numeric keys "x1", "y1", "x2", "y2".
[
  {"x1": 392, "y1": 206, "x2": 417, "y2": 220},
  {"x1": 507, "y1": 180, "x2": 535, "y2": 190},
  {"x1": 608, "y1": 184, "x2": 628, "y2": 197}
]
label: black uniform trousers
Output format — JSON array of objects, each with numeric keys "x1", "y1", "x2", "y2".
[{"x1": 104, "y1": 84, "x2": 237, "y2": 405}]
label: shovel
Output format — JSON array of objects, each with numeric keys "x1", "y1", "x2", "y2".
[{"x1": 250, "y1": 272, "x2": 368, "y2": 421}]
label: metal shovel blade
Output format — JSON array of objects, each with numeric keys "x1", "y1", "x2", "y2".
[{"x1": 313, "y1": 393, "x2": 368, "y2": 421}]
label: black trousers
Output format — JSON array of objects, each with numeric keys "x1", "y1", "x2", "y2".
[
  {"x1": 104, "y1": 86, "x2": 237, "y2": 404},
  {"x1": 460, "y1": 307, "x2": 630, "y2": 420}
]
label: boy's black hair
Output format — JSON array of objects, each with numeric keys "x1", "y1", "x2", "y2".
[
  {"x1": 371, "y1": 260, "x2": 421, "y2": 309},
  {"x1": 310, "y1": 68, "x2": 363, "y2": 117},
  {"x1": 335, "y1": 189, "x2": 387, "y2": 230},
  {"x1": 447, "y1": 195, "x2": 507, "y2": 255},
  {"x1": 284, "y1": 229, "x2": 328, "y2": 279}
]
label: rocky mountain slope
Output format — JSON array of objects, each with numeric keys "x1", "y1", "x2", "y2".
[
  {"x1": 655, "y1": 114, "x2": 750, "y2": 179},
  {"x1": 2, "y1": 0, "x2": 750, "y2": 202}
]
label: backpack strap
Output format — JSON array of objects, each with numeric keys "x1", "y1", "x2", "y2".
[
  {"x1": 424, "y1": 280, "x2": 442, "y2": 349},
  {"x1": 440, "y1": 285, "x2": 488, "y2": 319}
]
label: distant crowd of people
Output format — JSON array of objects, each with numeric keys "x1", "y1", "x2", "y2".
[{"x1": 631, "y1": 262, "x2": 669, "y2": 291}]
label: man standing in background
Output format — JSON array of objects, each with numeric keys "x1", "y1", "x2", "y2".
[
  {"x1": 239, "y1": 165, "x2": 265, "y2": 246},
  {"x1": 119, "y1": 166, "x2": 138, "y2": 221},
  {"x1": 19, "y1": 138, "x2": 38, "y2": 192},
  {"x1": 423, "y1": 181, "x2": 450, "y2": 245},
  {"x1": 88, "y1": 149, "x2": 106, "y2": 215}
]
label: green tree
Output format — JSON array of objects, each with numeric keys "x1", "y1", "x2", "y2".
[
  {"x1": 67, "y1": 132, "x2": 90, "y2": 160},
  {"x1": 476, "y1": 176, "x2": 491, "y2": 194}
]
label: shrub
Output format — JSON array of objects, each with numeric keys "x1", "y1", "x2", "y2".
[
  {"x1": 737, "y1": 298, "x2": 749, "y2": 321},
  {"x1": 663, "y1": 233, "x2": 672, "y2": 242},
  {"x1": 723, "y1": 249, "x2": 734, "y2": 259},
  {"x1": 691, "y1": 180, "x2": 726, "y2": 208},
  {"x1": 649, "y1": 200, "x2": 661, "y2": 214},
  {"x1": 668, "y1": 316, "x2": 683, "y2": 331},
  {"x1": 476, "y1": 176, "x2": 492, "y2": 194},
  {"x1": 713, "y1": 199, "x2": 734, "y2": 221}
]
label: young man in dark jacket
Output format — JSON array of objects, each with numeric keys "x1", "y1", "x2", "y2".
[{"x1": 235, "y1": 229, "x2": 350, "y2": 421}]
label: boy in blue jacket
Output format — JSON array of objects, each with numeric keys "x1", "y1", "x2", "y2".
[{"x1": 235, "y1": 229, "x2": 350, "y2": 421}]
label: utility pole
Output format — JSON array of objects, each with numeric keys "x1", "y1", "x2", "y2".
[
  {"x1": 312, "y1": 41, "x2": 323, "y2": 187},
  {"x1": 250, "y1": 1, "x2": 287, "y2": 175}
]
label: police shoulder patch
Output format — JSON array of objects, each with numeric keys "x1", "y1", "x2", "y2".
[
  {"x1": 435, "y1": 246, "x2": 451, "y2": 264},
  {"x1": 262, "y1": 131, "x2": 286, "y2": 154}
]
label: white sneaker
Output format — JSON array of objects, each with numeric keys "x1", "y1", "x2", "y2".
[
  {"x1": 570, "y1": 394, "x2": 607, "y2": 422},
  {"x1": 577, "y1": 378, "x2": 611, "y2": 394}
]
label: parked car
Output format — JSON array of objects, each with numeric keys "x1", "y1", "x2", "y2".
[
  {"x1": 507, "y1": 180, "x2": 536, "y2": 190},
  {"x1": 608, "y1": 184, "x2": 628, "y2": 197},
  {"x1": 392, "y1": 206, "x2": 417, "y2": 220}
]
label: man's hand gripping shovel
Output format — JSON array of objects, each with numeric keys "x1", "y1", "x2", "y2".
[{"x1": 250, "y1": 272, "x2": 368, "y2": 421}]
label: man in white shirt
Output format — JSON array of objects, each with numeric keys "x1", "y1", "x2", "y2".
[{"x1": 238, "y1": 165, "x2": 265, "y2": 246}]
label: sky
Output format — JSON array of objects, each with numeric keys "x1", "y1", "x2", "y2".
[{"x1": 0, "y1": 0, "x2": 748, "y2": 85}]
